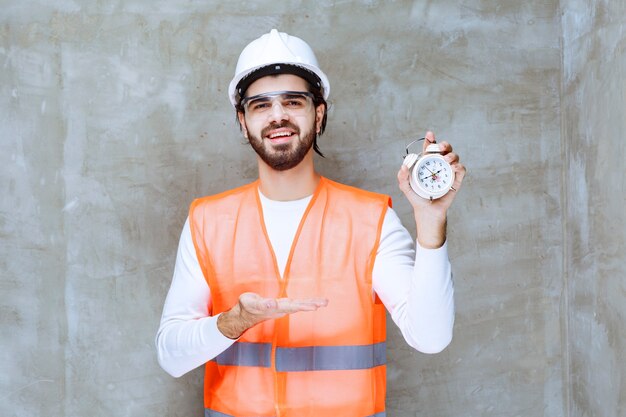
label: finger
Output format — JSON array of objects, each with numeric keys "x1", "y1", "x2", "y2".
[
  {"x1": 276, "y1": 298, "x2": 328, "y2": 313},
  {"x1": 285, "y1": 298, "x2": 329, "y2": 308},
  {"x1": 444, "y1": 151, "x2": 459, "y2": 165},
  {"x1": 438, "y1": 141, "x2": 452, "y2": 155},
  {"x1": 451, "y1": 163, "x2": 467, "y2": 191},
  {"x1": 397, "y1": 164, "x2": 409, "y2": 184},
  {"x1": 302, "y1": 297, "x2": 329, "y2": 307},
  {"x1": 239, "y1": 292, "x2": 262, "y2": 307},
  {"x1": 423, "y1": 131, "x2": 436, "y2": 153},
  {"x1": 396, "y1": 165, "x2": 413, "y2": 197},
  {"x1": 288, "y1": 302, "x2": 327, "y2": 312}
]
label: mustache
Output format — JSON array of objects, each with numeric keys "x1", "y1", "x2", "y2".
[{"x1": 261, "y1": 121, "x2": 300, "y2": 138}]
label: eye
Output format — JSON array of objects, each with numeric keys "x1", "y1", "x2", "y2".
[
  {"x1": 249, "y1": 101, "x2": 271, "y2": 111},
  {"x1": 283, "y1": 98, "x2": 307, "y2": 108}
]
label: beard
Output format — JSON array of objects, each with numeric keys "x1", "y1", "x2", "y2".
[{"x1": 247, "y1": 120, "x2": 316, "y2": 171}]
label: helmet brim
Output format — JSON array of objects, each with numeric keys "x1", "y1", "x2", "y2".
[{"x1": 229, "y1": 62, "x2": 330, "y2": 108}]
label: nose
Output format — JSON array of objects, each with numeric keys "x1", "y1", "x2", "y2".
[{"x1": 268, "y1": 100, "x2": 289, "y2": 123}]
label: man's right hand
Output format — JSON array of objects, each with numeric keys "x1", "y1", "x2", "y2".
[{"x1": 217, "y1": 292, "x2": 328, "y2": 339}]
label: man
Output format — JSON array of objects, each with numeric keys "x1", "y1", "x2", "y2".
[{"x1": 156, "y1": 29, "x2": 466, "y2": 417}]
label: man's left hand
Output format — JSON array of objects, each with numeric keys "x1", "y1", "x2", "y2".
[{"x1": 397, "y1": 131, "x2": 466, "y2": 249}]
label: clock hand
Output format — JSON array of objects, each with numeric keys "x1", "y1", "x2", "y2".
[
  {"x1": 420, "y1": 169, "x2": 445, "y2": 182},
  {"x1": 419, "y1": 166, "x2": 437, "y2": 180}
]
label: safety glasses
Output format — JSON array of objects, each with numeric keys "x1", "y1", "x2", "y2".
[{"x1": 241, "y1": 90, "x2": 315, "y2": 118}]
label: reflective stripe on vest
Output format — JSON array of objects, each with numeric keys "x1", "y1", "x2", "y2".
[
  {"x1": 205, "y1": 410, "x2": 235, "y2": 417},
  {"x1": 205, "y1": 410, "x2": 387, "y2": 417},
  {"x1": 276, "y1": 342, "x2": 386, "y2": 372},
  {"x1": 212, "y1": 342, "x2": 271, "y2": 367},
  {"x1": 212, "y1": 341, "x2": 386, "y2": 371}
]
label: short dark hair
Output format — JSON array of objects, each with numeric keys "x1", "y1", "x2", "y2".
[{"x1": 235, "y1": 66, "x2": 328, "y2": 157}]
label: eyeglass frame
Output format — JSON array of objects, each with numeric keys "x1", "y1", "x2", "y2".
[{"x1": 239, "y1": 90, "x2": 316, "y2": 117}]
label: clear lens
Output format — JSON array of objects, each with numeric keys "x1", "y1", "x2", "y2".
[{"x1": 242, "y1": 90, "x2": 314, "y2": 118}]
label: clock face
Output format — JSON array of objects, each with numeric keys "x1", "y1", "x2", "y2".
[{"x1": 415, "y1": 155, "x2": 453, "y2": 195}]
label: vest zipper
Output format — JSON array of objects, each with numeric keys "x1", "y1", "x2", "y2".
[{"x1": 255, "y1": 179, "x2": 324, "y2": 417}]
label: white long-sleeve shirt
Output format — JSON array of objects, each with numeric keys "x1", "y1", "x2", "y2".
[{"x1": 156, "y1": 191, "x2": 454, "y2": 378}]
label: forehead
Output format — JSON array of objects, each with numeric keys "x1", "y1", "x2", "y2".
[{"x1": 245, "y1": 74, "x2": 309, "y2": 97}]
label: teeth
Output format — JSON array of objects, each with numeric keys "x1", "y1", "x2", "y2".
[{"x1": 269, "y1": 131, "x2": 292, "y2": 139}]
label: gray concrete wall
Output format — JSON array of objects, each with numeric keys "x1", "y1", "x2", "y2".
[
  {"x1": 0, "y1": 1, "x2": 619, "y2": 416},
  {"x1": 562, "y1": 0, "x2": 626, "y2": 416}
]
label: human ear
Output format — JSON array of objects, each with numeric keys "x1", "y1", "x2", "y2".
[
  {"x1": 315, "y1": 104, "x2": 325, "y2": 133},
  {"x1": 237, "y1": 111, "x2": 248, "y2": 138}
]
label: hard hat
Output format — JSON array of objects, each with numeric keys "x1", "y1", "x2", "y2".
[{"x1": 228, "y1": 29, "x2": 330, "y2": 107}]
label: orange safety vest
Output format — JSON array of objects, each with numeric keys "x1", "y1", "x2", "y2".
[{"x1": 189, "y1": 177, "x2": 390, "y2": 417}]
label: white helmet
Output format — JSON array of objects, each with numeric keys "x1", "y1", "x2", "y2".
[{"x1": 228, "y1": 29, "x2": 330, "y2": 107}]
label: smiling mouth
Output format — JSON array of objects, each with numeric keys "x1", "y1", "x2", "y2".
[
  {"x1": 268, "y1": 130, "x2": 294, "y2": 140},
  {"x1": 263, "y1": 123, "x2": 299, "y2": 143}
]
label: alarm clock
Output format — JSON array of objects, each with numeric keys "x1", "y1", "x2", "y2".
[{"x1": 403, "y1": 140, "x2": 455, "y2": 201}]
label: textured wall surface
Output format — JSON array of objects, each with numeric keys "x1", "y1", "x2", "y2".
[
  {"x1": 562, "y1": 0, "x2": 626, "y2": 416},
  {"x1": 1, "y1": 0, "x2": 616, "y2": 416}
]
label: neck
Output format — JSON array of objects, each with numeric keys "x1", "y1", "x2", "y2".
[{"x1": 257, "y1": 150, "x2": 320, "y2": 201}]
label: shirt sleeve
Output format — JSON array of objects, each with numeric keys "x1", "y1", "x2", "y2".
[
  {"x1": 155, "y1": 218, "x2": 235, "y2": 377},
  {"x1": 372, "y1": 208, "x2": 455, "y2": 353}
]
